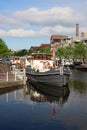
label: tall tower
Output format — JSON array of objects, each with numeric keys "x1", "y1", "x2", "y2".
[{"x1": 76, "y1": 24, "x2": 79, "y2": 37}]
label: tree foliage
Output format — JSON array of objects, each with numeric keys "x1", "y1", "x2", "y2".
[
  {"x1": 56, "y1": 47, "x2": 65, "y2": 58},
  {"x1": 56, "y1": 43, "x2": 87, "y2": 60},
  {"x1": 13, "y1": 49, "x2": 28, "y2": 56},
  {"x1": 39, "y1": 47, "x2": 51, "y2": 54},
  {"x1": 73, "y1": 43, "x2": 87, "y2": 60},
  {"x1": 0, "y1": 38, "x2": 10, "y2": 57}
]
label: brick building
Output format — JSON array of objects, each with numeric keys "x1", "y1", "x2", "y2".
[
  {"x1": 50, "y1": 35, "x2": 70, "y2": 49},
  {"x1": 30, "y1": 43, "x2": 50, "y2": 52}
]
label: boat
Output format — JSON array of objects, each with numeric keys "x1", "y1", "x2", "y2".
[
  {"x1": 26, "y1": 65, "x2": 70, "y2": 87},
  {"x1": 75, "y1": 63, "x2": 87, "y2": 71},
  {"x1": 61, "y1": 58, "x2": 73, "y2": 67}
]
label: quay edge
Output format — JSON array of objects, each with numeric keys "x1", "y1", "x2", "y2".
[{"x1": 0, "y1": 80, "x2": 24, "y2": 89}]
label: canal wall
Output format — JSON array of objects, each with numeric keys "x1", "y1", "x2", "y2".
[{"x1": 0, "y1": 80, "x2": 24, "y2": 89}]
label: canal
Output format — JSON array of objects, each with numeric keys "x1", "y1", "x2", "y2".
[{"x1": 0, "y1": 69, "x2": 87, "y2": 130}]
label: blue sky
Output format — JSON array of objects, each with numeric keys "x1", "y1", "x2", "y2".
[{"x1": 0, "y1": 0, "x2": 87, "y2": 50}]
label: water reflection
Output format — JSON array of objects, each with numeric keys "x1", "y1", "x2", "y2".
[
  {"x1": 70, "y1": 69, "x2": 87, "y2": 82},
  {"x1": 69, "y1": 79, "x2": 87, "y2": 95},
  {"x1": 0, "y1": 85, "x2": 23, "y2": 96},
  {"x1": 26, "y1": 82, "x2": 70, "y2": 106},
  {"x1": 0, "y1": 85, "x2": 24, "y2": 103},
  {"x1": 0, "y1": 70, "x2": 87, "y2": 130},
  {"x1": 70, "y1": 69, "x2": 87, "y2": 94}
]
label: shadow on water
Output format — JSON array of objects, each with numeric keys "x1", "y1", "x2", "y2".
[{"x1": 0, "y1": 85, "x2": 23, "y2": 95}]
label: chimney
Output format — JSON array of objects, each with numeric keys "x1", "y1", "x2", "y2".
[
  {"x1": 81, "y1": 32, "x2": 84, "y2": 37},
  {"x1": 76, "y1": 24, "x2": 79, "y2": 37}
]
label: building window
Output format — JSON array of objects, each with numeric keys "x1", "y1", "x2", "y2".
[{"x1": 53, "y1": 39, "x2": 61, "y2": 42}]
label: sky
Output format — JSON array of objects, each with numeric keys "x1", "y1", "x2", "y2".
[{"x1": 0, "y1": 0, "x2": 87, "y2": 50}]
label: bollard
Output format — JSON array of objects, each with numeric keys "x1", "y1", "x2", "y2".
[
  {"x1": 23, "y1": 68, "x2": 26, "y2": 85},
  {"x1": 60, "y1": 66, "x2": 63, "y2": 75},
  {"x1": 6, "y1": 72, "x2": 8, "y2": 81}
]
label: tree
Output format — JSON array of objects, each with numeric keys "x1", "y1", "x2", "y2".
[
  {"x1": 64, "y1": 44, "x2": 74, "y2": 59},
  {"x1": 73, "y1": 43, "x2": 87, "y2": 60},
  {"x1": 13, "y1": 49, "x2": 28, "y2": 56},
  {"x1": 0, "y1": 38, "x2": 10, "y2": 57},
  {"x1": 27, "y1": 49, "x2": 33, "y2": 55},
  {"x1": 39, "y1": 47, "x2": 51, "y2": 54},
  {"x1": 56, "y1": 47, "x2": 65, "y2": 59}
]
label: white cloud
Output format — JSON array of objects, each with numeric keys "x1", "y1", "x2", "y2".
[
  {"x1": 0, "y1": 25, "x2": 87, "y2": 38},
  {"x1": 0, "y1": 6, "x2": 87, "y2": 38},
  {"x1": 13, "y1": 7, "x2": 76, "y2": 26}
]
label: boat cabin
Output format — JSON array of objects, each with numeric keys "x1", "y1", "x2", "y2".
[
  {"x1": 31, "y1": 53, "x2": 52, "y2": 60},
  {"x1": 29, "y1": 53, "x2": 53, "y2": 71}
]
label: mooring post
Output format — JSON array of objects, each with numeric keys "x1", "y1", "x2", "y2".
[
  {"x1": 6, "y1": 72, "x2": 8, "y2": 81},
  {"x1": 60, "y1": 65, "x2": 63, "y2": 75},
  {"x1": 23, "y1": 68, "x2": 26, "y2": 85}
]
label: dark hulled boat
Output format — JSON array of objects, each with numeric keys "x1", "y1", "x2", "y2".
[
  {"x1": 26, "y1": 66, "x2": 70, "y2": 87},
  {"x1": 75, "y1": 64, "x2": 87, "y2": 71}
]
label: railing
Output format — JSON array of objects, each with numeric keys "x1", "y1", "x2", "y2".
[{"x1": 0, "y1": 69, "x2": 26, "y2": 85}]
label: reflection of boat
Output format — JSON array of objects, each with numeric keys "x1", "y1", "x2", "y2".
[
  {"x1": 26, "y1": 82, "x2": 70, "y2": 104},
  {"x1": 26, "y1": 66, "x2": 70, "y2": 87}
]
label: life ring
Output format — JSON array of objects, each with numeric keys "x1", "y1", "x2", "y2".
[{"x1": 36, "y1": 65, "x2": 39, "y2": 70}]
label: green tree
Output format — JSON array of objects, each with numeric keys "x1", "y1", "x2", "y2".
[
  {"x1": 0, "y1": 38, "x2": 10, "y2": 57},
  {"x1": 64, "y1": 44, "x2": 74, "y2": 59},
  {"x1": 39, "y1": 47, "x2": 51, "y2": 54},
  {"x1": 56, "y1": 47, "x2": 65, "y2": 59},
  {"x1": 73, "y1": 43, "x2": 87, "y2": 60},
  {"x1": 13, "y1": 49, "x2": 28, "y2": 56},
  {"x1": 27, "y1": 49, "x2": 33, "y2": 55}
]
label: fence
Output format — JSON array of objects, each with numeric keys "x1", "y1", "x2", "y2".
[{"x1": 0, "y1": 69, "x2": 26, "y2": 85}]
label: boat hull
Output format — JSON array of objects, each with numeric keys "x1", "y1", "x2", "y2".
[
  {"x1": 75, "y1": 64, "x2": 87, "y2": 71},
  {"x1": 26, "y1": 67, "x2": 70, "y2": 87}
]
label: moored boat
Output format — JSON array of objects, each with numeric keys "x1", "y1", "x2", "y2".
[
  {"x1": 26, "y1": 65, "x2": 70, "y2": 87},
  {"x1": 75, "y1": 63, "x2": 87, "y2": 71}
]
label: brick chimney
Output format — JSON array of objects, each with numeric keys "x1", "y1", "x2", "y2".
[{"x1": 76, "y1": 24, "x2": 79, "y2": 37}]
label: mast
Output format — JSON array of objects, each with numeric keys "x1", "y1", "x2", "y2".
[{"x1": 51, "y1": 44, "x2": 56, "y2": 65}]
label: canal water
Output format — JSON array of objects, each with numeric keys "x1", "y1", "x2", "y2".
[{"x1": 0, "y1": 69, "x2": 87, "y2": 130}]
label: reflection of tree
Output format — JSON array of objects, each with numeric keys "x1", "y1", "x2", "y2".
[{"x1": 69, "y1": 80, "x2": 87, "y2": 95}]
